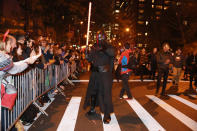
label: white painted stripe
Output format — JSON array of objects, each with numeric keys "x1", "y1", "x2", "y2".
[
  {"x1": 189, "y1": 95, "x2": 197, "y2": 98},
  {"x1": 101, "y1": 113, "x2": 121, "y2": 131},
  {"x1": 71, "y1": 79, "x2": 189, "y2": 83},
  {"x1": 147, "y1": 95, "x2": 197, "y2": 131},
  {"x1": 169, "y1": 95, "x2": 197, "y2": 110},
  {"x1": 126, "y1": 98, "x2": 165, "y2": 131},
  {"x1": 71, "y1": 80, "x2": 89, "y2": 82},
  {"x1": 57, "y1": 97, "x2": 81, "y2": 131}
]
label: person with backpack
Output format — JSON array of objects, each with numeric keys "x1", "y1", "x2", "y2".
[{"x1": 119, "y1": 43, "x2": 133, "y2": 99}]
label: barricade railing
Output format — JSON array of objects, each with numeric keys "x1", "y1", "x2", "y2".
[{"x1": 1, "y1": 63, "x2": 70, "y2": 131}]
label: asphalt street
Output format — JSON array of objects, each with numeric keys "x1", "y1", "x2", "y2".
[{"x1": 29, "y1": 72, "x2": 197, "y2": 131}]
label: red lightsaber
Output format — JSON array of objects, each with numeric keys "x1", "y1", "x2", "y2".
[{"x1": 3, "y1": 29, "x2": 10, "y2": 42}]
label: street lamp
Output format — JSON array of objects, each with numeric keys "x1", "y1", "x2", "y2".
[
  {"x1": 125, "y1": 28, "x2": 130, "y2": 32},
  {"x1": 80, "y1": 21, "x2": 83, "y2": 25}
]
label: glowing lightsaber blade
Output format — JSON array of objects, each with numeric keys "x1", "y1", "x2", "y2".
[{"x1": 86, "y1": 2, "x2": 92, "y2": 48}]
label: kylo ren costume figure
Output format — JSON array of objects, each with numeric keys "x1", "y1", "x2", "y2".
[{"x1": 83, "y1": 32, "x2": 115, "y2": 124}]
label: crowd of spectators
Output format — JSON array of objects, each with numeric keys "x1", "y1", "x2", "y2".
[
  {"x1": 1, "y1": 33, "x2": 89, "y2": 77},
  {"x1": 114, "y1": 43, "x2": 197, "y2": 92},
  {"x1": 0, "y1": 33, "x2": 91, "y2": 130}
]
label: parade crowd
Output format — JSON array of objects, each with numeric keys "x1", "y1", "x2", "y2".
[
  {"x1": 0, "y1": 34, "x2": 87, "y2": 80},
  {"x1": 0, "y1": 32, "x2": 197, "y2": 127},
  {"x1": 0, "y1": 33, "x2": 89, "y2": 130},
  {"x1": 114, "y1": 42, "x2": 197, "y2": 95},
  {"x1": 84, "y1": 32, "x2": 197, "y2": 124}
]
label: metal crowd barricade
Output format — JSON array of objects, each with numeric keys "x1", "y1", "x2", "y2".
[{"x1": 1, "y1": 63, "x2": 70, "y2": 131}]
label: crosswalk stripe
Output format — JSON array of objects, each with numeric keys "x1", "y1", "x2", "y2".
[
  {"x1": 71, "y1": 79, "x2": 189, "y2": 83},
  {"x1": 147, "y1": 95, "x2": 197, "y2": 131},
  {"x1": 169, "y1": 95, "x2": 197, "y2": 110},
  {"x1": 57, "y1": 97, "x2": 81, "y2": 131},
  {"x1": 189, "y1": 94, "x2": 197, "y2": 98},
  {"x1": 126, "y1": 98, "x2": 166, "y2": 131},
  {"x1": 101, "y1": 113, "x2": 121, "y2": 131}
]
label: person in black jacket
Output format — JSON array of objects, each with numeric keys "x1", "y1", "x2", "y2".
[
  {"x1": 187, "y1": 50, "x2": 197, "y2": 91},
  {"x1": 83, "y1": 32, "x2": 115, "y2": 124},
  {"x1": 149, "y1": 48, "x2": 158, "y2": 80},
  {"x1": 138, "y1": 48, "x2": 149, "y2": 82},
  {"x1": 156, "y1": 43, "x2": 173, "y2": 95}
]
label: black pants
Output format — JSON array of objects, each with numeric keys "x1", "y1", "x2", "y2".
[
  {"x1": 97, "y1": 72, "x2": 113, "y2": 115},
  {"x1": 150, "y1": 66, "x2": 157, "y2": 80},
  {"x1": 119, "y1": 72, "x2": 132, "y2": 98},
  {"x1": 83, "y1": 72, "x2": 114, "y2": 115},
  {"x1": 157, "y1": 68, "x2": 169, "y2": 94},
  {"x1": 189, "y1": 72, "x2": 197, "y2": 88},
  {"x1": 139, "y1": 65, "x2": 147, "y2": 81}
]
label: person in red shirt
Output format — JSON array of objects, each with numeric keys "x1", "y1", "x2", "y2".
[{"x1": 119, "y1": 43, "x2": 133, "y2": 99}]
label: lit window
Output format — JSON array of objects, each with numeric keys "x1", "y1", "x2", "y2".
[
  {"x1": 183, "y1": 20, "x2": 188, "y2": 26},
  {"x1": 139, "y1": 4, "x2": 144, "y2": 7},
  {"x1": 152, "y1": 5, "x2": 154, "y2": 8},
  {"x1": 164, "y1": 1, "x2": 171, "y2": 4},
  {"x1": 156, "y1": 11, "x2": 161, "y2": 15},
  {"x1": 139, "y1": 9, "x2": 144, "y2": 13},
  {"x1": 156, "y1": 5, "x2": 163, "y2": 9},
  {"x1": 137, "y1": 33, "x2": 142, "y2": 36},
  {"x1": 176, "y1": 2, "x2": 181, "y2": 6},
  {"x1": 152, "y1": 0, "x2": 154, "y2": 3},
  {"x1": 138, "y1": 43, "x2": 143, "y2": 47},
  {"x1": 139, "y1": 0, "x2": 145, "y2": 2},
  {"x1": 116, "y1": 1, "x2": 120, "y2": 6},
  {"x1": 138, "y1": 21, "x2": 144, "y2": 24},
  {"x1": 115, "y1": 24, "x2": 119, "y2": 26},
  {"x1": 146, "y1": 21, "x2": 149, "y2": 25},
  {"x1": 156, "y1": 16, "x2": 160, "y2": 20},
  {"x1": 164, "y1": 6, "x2": 168, "y2": 10},
  {"x1": 115, "y1": 10, "x2": 120, "y2": 13}
]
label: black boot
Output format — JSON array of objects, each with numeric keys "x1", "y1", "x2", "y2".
[
  {"x1": 86, "y1": 95, "x2": 96, "y2": 116},
  {"x1": 103, "y1": 113, "x2": 111, "y2": 124}
]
